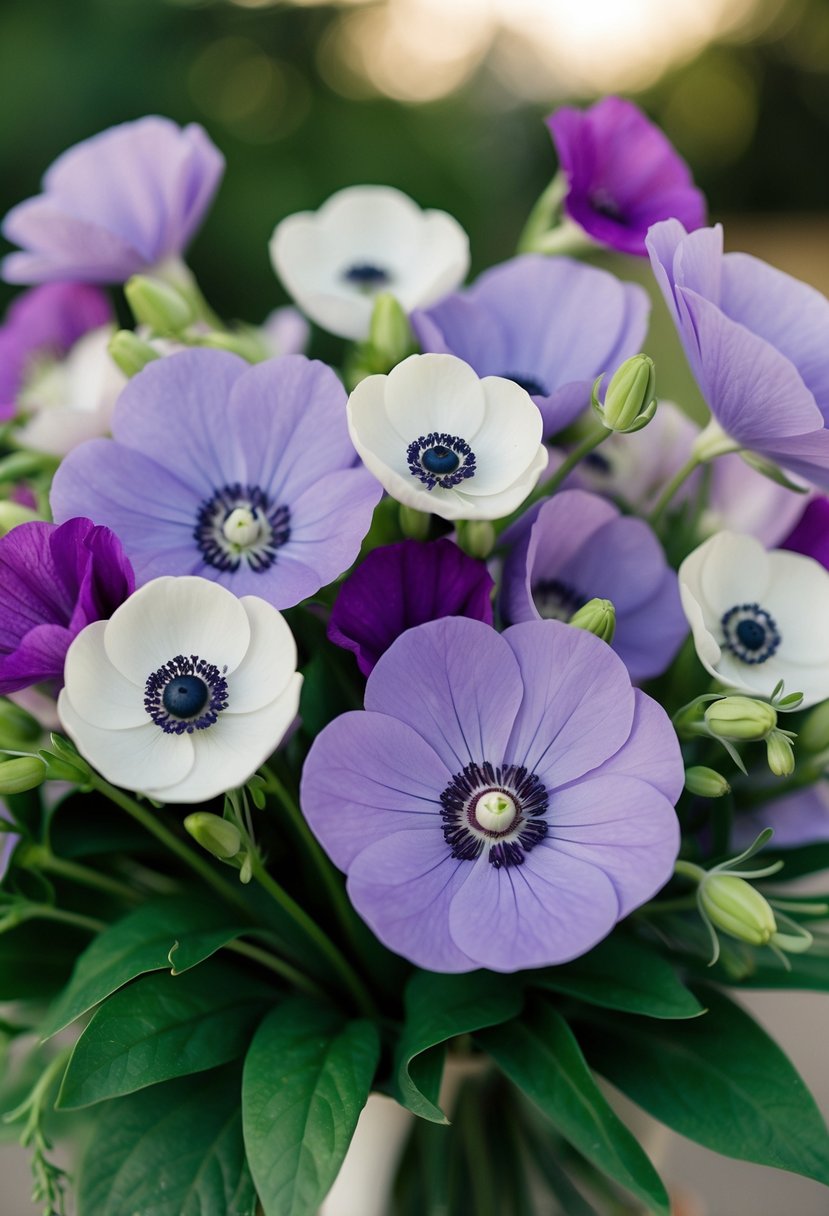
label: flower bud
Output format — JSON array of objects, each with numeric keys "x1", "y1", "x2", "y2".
[
  {"x1": 399, "y1": 504, "x2": 431, "y2": 541},
  {"x1": 766, "y1": 730, "x2": 795, "y2": 777},
  {"x1": 369, "y1": 293, "x2": 416, "y2": 369},
  {"x1": 699, "y1": 873, "x2": 776, "y2": 947},
  {"x1": 108, "y1": 330, "x2": 161, "y2": 378},
  {"x1": 125, "y1": 275, "x2": 194, "y2": 335},
  {"x1": 704, "y1": 696, "x2": 777, "y2": 741},
  {"x1": 684, "y1": 766, "x2": 730, "y2": 798},
  {"x1": 0, "y1": 701, "x2": 41, "y2": 750},
  {"x1": 0, "y1": 756, "x2": 47, "y2": 795},
  {"x1": 456, "y1": 520, "x2": 496, "y2": 560},
  {"x1": 798, "y1": 700, "x2": 829, "y2": 753},
  {"x1": 570, "y1": 597, "x2": 616, "y2": 644},
  {"x1": 592, "y1": 355, "x2": 657, "y2": 434},
  {"x1": 184, "y1": 812, "x2": 243, "y2": 860},
  {"x1": 0, "y1": 500, "x2": 40, "y2": 537}
]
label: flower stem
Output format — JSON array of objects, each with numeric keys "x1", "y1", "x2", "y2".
[
  {"x1": 224, "y1": 937, "x2": 328, "y2": 1000},
  {"x1": 11, "y1": 904, "x2": 106, "y2": 935},
  {"x1": 648, "y1": 455, "x2": 702, "y2": 526},
  {"x1": 21, "y1": 845, "x2": 140, "y2": 904},
  {"x1": 515, "y1": 173, "x2": 567, "y2": 254},
  {"x1": 497, "y1": 428, "x2": 610, "y2": 536}
]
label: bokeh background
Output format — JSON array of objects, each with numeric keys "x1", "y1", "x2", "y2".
[{"x1": 2, "y1": 1, "x2": 829, "y2": 1212}]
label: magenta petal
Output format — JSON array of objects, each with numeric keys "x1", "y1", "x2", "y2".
[{"x1": 782, "y1": 498, "x2": 829, "y2": 570}]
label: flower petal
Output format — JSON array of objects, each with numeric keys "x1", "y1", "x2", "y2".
[{"x1": 225, "y1": 597, "x2": 298, "y2": 713}]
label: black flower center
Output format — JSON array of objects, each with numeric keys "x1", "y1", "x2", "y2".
[
  {"x1": 532, "y1": 578, "x2": 587, "y2": 623},
  {"x1": 194, "y1": 483, "x2": 290, "y2": 574},
  {"x1": 721, "y1": 602, "x2": 781, "y2": 665},
  {"x1": 342, "y1": 263, "x2": 391, "y2": 292},
  {"x1": 407, "y1": 432, "x2": 476, "y2": 491},
  {"x1": 589, "y1": 187, "x2": 623, "y2": 220},
  {"x1": 440, "y1": 760, "x2": 548, "y2": 869},
  {"x1": 503, "y1": 373, "x2": 548, "y2": 398},
  {"x1": 145, "y1": 655, "x2": 228, "y2": 734}
]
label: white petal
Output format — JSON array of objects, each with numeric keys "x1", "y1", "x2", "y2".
[
  {"x1": 383, "y1": 354, "x2": 486, "y2": 442},
  {"x1": 58, "y1": 689, "x2": 195, "y2": 791},
  {"x1": 104, "y1": 577, "x2": 251, "y2": 685},
  {"x1": 347, "y1": 374, "x2": 413, "y2": 480},
  {"x1": 451, "y1": 444, "x2": 548, "y2": 519},
  {"x1": 225, "y1": 598, "x2": 299, "y2": 714},
  {"x1": 699, "y1": 531, "x2": 770, "y2": 614},
  {"x1": 764, "y1": 550, "x2": 829, "y2": 664},
  {"x1": 147, "y1": 674, "x2": 302, "y2": 804},
  {"x1": 679, "y1": 584, "x2": 723, "y2": 673},
  {"x1": 63, "y1": 621, "x2": 147, "y2": 730},
  {"x1": 459, "y1": 376, "x2": 544, "y2": 494}
]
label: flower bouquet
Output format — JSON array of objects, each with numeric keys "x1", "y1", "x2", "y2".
[{"x1": 2, "y1": 98, "x2": 829, "y2": 1216}]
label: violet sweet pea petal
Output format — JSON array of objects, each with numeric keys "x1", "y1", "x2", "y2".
[{"x1": 782, "y1": 498, "x2": 829, "y2": 570}]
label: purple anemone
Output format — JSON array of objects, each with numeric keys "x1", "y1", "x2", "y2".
[
  {"x1": 500, "y1": 490, "x2": 686, "y2": 682},
  {"x1": 0, "y1": 282, "x2": 112, "y2": 421},
  {"x1": 301, "y1": 617, "x2": 683, "y2": 973},
  {"x1": 2, "y1": 117, "x2": 224, "y2": 284},
  {"x1": 546, "y1": 96, "x2": 706, "y2": 256},
  {"x1": 0, "y1": 517, "x2": 134, "y2": 695},
  {"x1": 648, "y1": 220, "x2": 829, "y2": 490},
  {"x1": 782, "y1": 497, "x2": 829, "y2": 570},
  {"x1": 328, "y1": 538, "x2": 494, "y2": 676},
  {"x1": 50, "y1": 350, "x2": 382, "y2": 609},
  {"x1": 412, "y1": 254, "x2": 649, "y2": 438}
]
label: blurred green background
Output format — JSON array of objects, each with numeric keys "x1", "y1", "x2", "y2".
[{"x1": 1, "y1": 0, "x2": 828, "y2": 410}]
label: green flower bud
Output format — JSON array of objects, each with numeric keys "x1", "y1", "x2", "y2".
[
  {"x1": 592, "y1": 355, "x2": 657, "y2": 434},
  {"x1": 184, "y1": 812, "x2": 243, "y2": 860},
  {"x1": 198, "y1": 327, "x2": 268, "y2": 363},
  {"x1": 766, "y1": 730, "x2": 795, "y2": 777},
  {"x1": 684, "y1": 766, "x2": 730, "y2": 798},
  {"x1": 108, "y1": 330, "x2": 161, "y2": 379},
  {"x1": 704, "y1": 696, "x2": 777, "y2": 741},
  {"x1": 125, "y1": 275, "x2": 194, "y2": 335},
  {"x1": 456, "y1": 519, "x2": 496, "y2": 560},
  {"x1": 798, "y1": 700, "x2": 829, "y2": 752},
  {"x1": 699, "y1": 873, "x2": 777, "y2": 947},
  {"x1": 369, "y1": 293, "x2": 416, "y2": 368},
  {"x1": 0, "y1": 700, "x2": 41, "y2": 749},
  {"x1": 0, "y1": 756, "x2": 47, "y2": 795},
  {"x1": 569, "y1": 597, "x2": 616, "y2": 644},
  {"x1": 0, "y1": 501, "x2": 40, "y2": 537},
  {"x1": 399, "y1": 504, "x2": 431, "y2": 541}
]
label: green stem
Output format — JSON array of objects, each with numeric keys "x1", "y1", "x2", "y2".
[
  {"x1": 648, "y1": 455, "x2": 702, "y2": 526},
  {"x1": 224, "y1": 937, "x2": 327, "y2": 1000},
  {"x1": 496, "y1": 429, "x2": 610, "y2": 536},
  {"x1": 89, "y1": 774, "x2": 253, "y2": 919},
  {"x1": 515, "y1": 173, "x2": 567, "y2": 254},
  {"x1": 13, "y1": 904, "x2": 106, "y2": 935},
  {"x1": 24, "y1": 845, "x2": 140, "y2": 904}
]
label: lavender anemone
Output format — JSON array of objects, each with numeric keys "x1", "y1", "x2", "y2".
[
  {"x1": 301, "y1": 617, "x2": 683, "y2": 973},
  {"x1": 50, "y1": 350, "x2": 381, "y2": 609}
]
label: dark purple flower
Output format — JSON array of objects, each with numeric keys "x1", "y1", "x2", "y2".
[
  {"x1": 412, "y1": 254, "x2": 648, "y2": 438},
  {"x1": 648, "y1": 220, "x2": 829, "y2": 490},
  {"x1": 547, "y1": 97, "x2": 706, "y2": 256},
  {"x1": 0, "y1": 282, "x2": 112, "y2": 420},
  {"x1": 0, "y1": 518, "x2": 134, "y2": 695},
  {"x1": 50, "y1": 350, "x2": 382, "y2": 609},
  {"x1": 2, "y1": 117, "x2": 224, "y2": 284},
  {"x1": 301, "y1": 617, "x2": 682, "y2": 973},
  {"x1": 781, "y1": 497, "x2": 829, "y2": 570},
  {"x1": 500, "y1": 490, "x2": 686, "y2": 682},
  {"x1": 328, "y1": 538, "x2": 494, "y2": 676}
]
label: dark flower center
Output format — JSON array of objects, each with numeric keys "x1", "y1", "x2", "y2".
[
  {"x1": 503, "y1": 373, "x2": 548, "y2": 398},
  {"x1": 145, "y1": 655, "x2": 228, "y2": 734},
  {"x1": 342, "y1": 263, "x2": 391, "y2": 292},
  {"x1": 589, "y1": 187, "x2": 624, "y2": 220},
  {"x1": 721, "y1": 602, "x2": 781, "y2": 665},
  {"x1": 194, "y1": 483, "x2": 290, "y2": 574},
  {"x1": 440, "y1": 760, "x2": 548, "y2": 869},
  {"x1": 532, "y1": 578, "x2": 587, "y2": 623},
  {"x1": 407, "y1": 432, "x2": 476, "y2": 491}
]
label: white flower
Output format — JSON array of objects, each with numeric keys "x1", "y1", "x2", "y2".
[
  {"x1": 269, "y1": 185, "x2": 469, "y2": 340},
  {"x1": 347, "y1": 353, "x2": 547, "y2": 522},
  {"x1": 679, "y1": 531, "x2": 829, "y2": 708},
  {"x1": 17, "y1": 325, "x2": 126, "y2": 456},
  {"x1": 58, "y1": 577, "x2": 302, "y2": 804}
]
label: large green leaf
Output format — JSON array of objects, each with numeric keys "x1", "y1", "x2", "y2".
[
  {"x1": 77, "y1": 1066, "x2": 255, "y2": 1216},
  {"x1": 242, "y1": 997, "x2": 379, "y2": 1216},
  {"x1": 58, "y1": 961, "x2": 272, "y2": 1109},
  {"x1": 582, "y1": 985, "x2": 829, "y2": 1185},
  {"x1": 532, "y1": 935, "x2": 704, "y2": 1020},
  {"x1": 478, "y1": 998, "x2": 670, "y2": 1216},
  {"x1": 40, "y1": 896, "x2": 250, "y2": 1039},
  {"x1": 392, "y1": 969, "x2": 525, "y2": 1123}
]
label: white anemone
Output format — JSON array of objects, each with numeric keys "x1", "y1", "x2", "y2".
[
  {"x1": 679, "y1": 531, "x2": 829, "y2": 708},
  {"x1": 58, "y1": 576, "x2": 302, "y2": 804},
  {"x1": 347, "y1": 352, "x2": 547, "y2": 522},
  {"x1": 269, "y1": 185, "x2": 469, "y2": 340}
]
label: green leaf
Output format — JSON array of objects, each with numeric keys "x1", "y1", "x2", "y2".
[
  {"x1": 581, "y1": 984, "x2": 829, "y2": 1185},
  {"x1": 58, "y1": 961, "x2": 272, "y2": 1109},
  {"x1": 40, "y1": 896, "x2": 250, "y2": 1040},
  {"x1": 532, "y1": 935, "x2": 705, "y2": 1020},
  {"x1": 242, "y1": 997, "x2": 380, "y2": 1216},
  {"x1": 77, "y1": 1066, "x2": 255, "y2": 1216},
  {"x1": 393, "y1": 969, "x2": 525, "y2": 1123},
  {"x1": 478, "y1": 998, "x2": 670, "y2": 1216}
]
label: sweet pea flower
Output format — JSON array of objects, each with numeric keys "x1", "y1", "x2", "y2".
[
  {"x1": 648, "y1": 221, "x2": 829, "y2": 489},
  {"x1": 269, "y1": 185, "x2": 470, "y2": 340},
  {"x1": 328, "y1": 538, "x2": 494, "y2": 675},
  {"x1": 546, "y1": 97, "x2": 706, "y2": 256},
  {"x1": 678, "y1": 531, "x2": 829, "y2": 708},
  {"x1": 301, "y1": 617, "x2": 682, "y2": 973},
  {"x1": 51, "y1": 350, "x2": 381, "y2": 609},
  {"x1": 412, "y1": 254, "x2": 649, "y2": 438},
  {"x1": 501, "y1": 490, "x2": 686, "y2": 682},
  {"x1": 2, "y1": 117, "x2": 224, "y2": 285},
  {"x1": 58, "y1": 577, "x2": 301, "y2": 804},
  {"x1": 0, "y1": 518, "x2": 134, "y2": 695},
  {"x1": 781, "y1": 498, "x2": 829, "y2": 570},
  {"x1": 346, "y1": 353, "x2": 547, "y2": 521}
]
